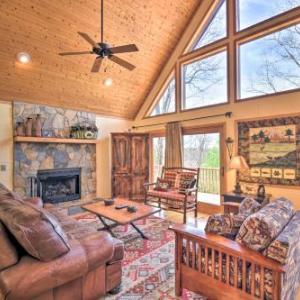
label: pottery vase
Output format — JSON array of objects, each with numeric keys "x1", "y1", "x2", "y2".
[
  {"x1": 25, "y1": 117, "x2": 33, "y2": 136},
  {"x1": 34, "y1": 114, "x2": 42, "y2": 137},
  {"x1": 16, "y1": 122, "x2": 25, "y2": 136}
]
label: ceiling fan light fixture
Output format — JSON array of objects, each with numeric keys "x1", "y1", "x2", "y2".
[
  {"x1": 103, "y1": 77, "x2": 113, "y2": 87},
  {"x1": 17, "y1": 52, "x2": 31, "y2": 64}
]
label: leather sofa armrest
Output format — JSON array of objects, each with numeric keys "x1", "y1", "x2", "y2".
[
  {"x1": 23, "y1": 197, "x2": 43, "y2": 209},
  {"x1": 0, "y1": 233, "x2": 115, "y2": 300},
  {"x1": 0, "y1": 240, "x2": 87, "y2": 300}
]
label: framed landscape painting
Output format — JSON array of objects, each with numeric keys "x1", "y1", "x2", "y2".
[{"x1": 238, "y1": 116, "x2": 300, "y2": 186}]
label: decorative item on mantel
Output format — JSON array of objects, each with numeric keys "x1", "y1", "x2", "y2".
[
  {"x1": 25, "y1": 117, "x2": 33, "y2": 136},
  {"x1": 34, "y1": 114, "x2": 42, "y2": 137},
  {"x1": 70, "y1": 124, "x2": 98, "y2": 139},
  {"x1": 16, "y1": 121, "x2": 25, "y2": 136}
]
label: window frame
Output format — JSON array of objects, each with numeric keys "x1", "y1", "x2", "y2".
[
  {"x1": 236, "y1": 18, "x2": 300, "y2": 101},
  {"x1": 235, "y1": 0, "x2": 300, "y2": 33},
  {"x1": 143, "y1": 0, "x2": 300, "y2": 118},
  {"x1": 144, "y1": 71, "x2": 177, "y2": 119},
  {"x1": 191, "y1": 0, "x2": 228, "y2": 51},
  {"x1": 180, "y1": 46, "x2": 230, "y2": 112}
]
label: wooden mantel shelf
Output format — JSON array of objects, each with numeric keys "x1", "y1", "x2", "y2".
[{"x1": 14, "y1": 136, "x2": 98, "y2": 144}]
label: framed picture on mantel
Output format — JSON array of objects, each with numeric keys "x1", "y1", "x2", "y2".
[{"x1": 237, "y1": 115, "x2": 300, "y2": 186}]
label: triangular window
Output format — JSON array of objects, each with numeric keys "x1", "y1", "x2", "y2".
[
  {"x1": 193, "y1": 0, "x2": 227, "y2": 50},
  {"x1": 149, "y1": 76, "x2": 176, "y2": 117}
]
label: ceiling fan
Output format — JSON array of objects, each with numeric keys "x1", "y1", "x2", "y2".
[{"x1": 59, "y1": 0, "x2": 138, "y2": 72}]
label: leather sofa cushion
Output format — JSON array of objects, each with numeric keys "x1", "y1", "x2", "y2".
[
  {"x1": 236, "y1": 198, "x2": 294, "y2": 251},
  {"x1": 0, "y1": 222, "x2": 18, "y2": 271},
  {"x1": 0, "y1": 183, "x2": 70, "y2": 262}
]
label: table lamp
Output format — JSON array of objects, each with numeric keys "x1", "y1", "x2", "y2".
[{"x1": 229, "y1": 155, "x2": 249, "y2": 194}]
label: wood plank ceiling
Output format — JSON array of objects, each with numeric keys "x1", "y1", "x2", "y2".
[{"x1": 0, "y1": 0, "x2": 200, "y2": 119}]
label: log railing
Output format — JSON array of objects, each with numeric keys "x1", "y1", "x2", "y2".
[{"x1": 171, "y1": 224, "x2": 284, "y2": 300}]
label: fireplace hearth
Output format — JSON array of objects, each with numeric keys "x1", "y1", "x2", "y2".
[{"x1": 37, "y1": 168, "x2": 81, "y2": 204}]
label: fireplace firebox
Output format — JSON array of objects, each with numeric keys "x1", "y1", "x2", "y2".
[{"x1": 37, "y1": 168, "x2": 81, "y2": 204}]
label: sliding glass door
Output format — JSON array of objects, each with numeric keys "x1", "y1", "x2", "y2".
[
  {"x1": 150, "y1": 125, "x2": 224, "y2": 205},
  {"x1": 183, "y1": 126, "x2": 224, "y2": 205},
  {"x1": 151, "y1": 136, "x2": 166, "y2": 181}
]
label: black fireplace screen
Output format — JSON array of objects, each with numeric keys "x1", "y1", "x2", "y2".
[{"x1": 37, "y1": 168, "x2": 81, "y2": 203}]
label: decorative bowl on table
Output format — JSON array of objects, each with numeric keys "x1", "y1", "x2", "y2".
[
  {"x1": 104, "y1": 198, "x2": 115, "y2": 206},
  {"x1": 127, "y1": 206, "x2": 137, "y2": 213}
]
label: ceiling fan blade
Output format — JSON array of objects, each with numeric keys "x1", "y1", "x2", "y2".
[
  {"x1": 91, "y1": 57, "x2": 103, "y2": 72},
  {"x1": 109, "y1": 55, "x2": 136, "y2": 71},
  {"x1": 78, "y1": 32, "x2": 99, "y2": 48},
  {"x1": 109, "y1": 44, "x2": 139, "y2": 54},
  {"x1": 59, "y1": 51, "x2": 93, "y2": 56}
]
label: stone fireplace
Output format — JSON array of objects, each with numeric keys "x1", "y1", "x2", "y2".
[
  {"x1": 13, "y1": 102, "x2": 98, "y2": 202},
  {"x1": 37, "y1": 168, "x2": 81, "y2": 204}
]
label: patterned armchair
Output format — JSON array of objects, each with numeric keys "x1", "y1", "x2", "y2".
[{"x1": 144, "y1": 167, "x2": 199, "y2": 223}]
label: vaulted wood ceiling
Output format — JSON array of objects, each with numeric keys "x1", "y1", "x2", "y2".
[{"x1": 0, "y1": 0, "x2": 200, "y2": 119}]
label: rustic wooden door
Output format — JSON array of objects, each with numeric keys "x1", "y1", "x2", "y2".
[
  {"x1": 112, "y1": 134, "x2": 131, "y2": 174},
  {"x1": 113, "y1": 174, "x2": 131, "y2": 198},
  {"x1": 131, "y1": 134, "x2": 149, "y2": 199},
  {"x1": 111, "y1": 133, "x2": 149, "y2": 199}
]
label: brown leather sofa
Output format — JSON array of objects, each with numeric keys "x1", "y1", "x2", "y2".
[{"x1": 0, "y1": 183, "x2": 124, "y2": 300}]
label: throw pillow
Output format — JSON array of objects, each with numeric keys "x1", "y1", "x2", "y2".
[
  {"x1": 178, "y1": 178, "x2": 197, "y2": 194},
  {"x1": 235, "y1": 197, "x2": 294, "y2": 251},
  {"x1": 0, "y1": 183, "x2": 70, "y2": 262},
  {"x1": 239, "y1": 197, "x2": 261, "y2": 216},
  {"x1": 154, "y1": 178, "x2": 170, "y2": 191},
  {"x1": 163, "y1": 170, "x2": 179, "y2": 188},
  {"x1": 205, "y1": 214, "x2": 247, "y2": 239},
  {"x1": 264, "y1": 211, "x2": 300, "y2": 264}
]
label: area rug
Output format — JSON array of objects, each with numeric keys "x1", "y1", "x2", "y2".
[{"x1": 69, "y1": 211, "x2": 206, "y2": 299}]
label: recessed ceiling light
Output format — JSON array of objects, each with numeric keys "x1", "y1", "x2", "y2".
[
  {"x1": 103, "y1": 78, "x2": 113, "y2": 87},
  {"x1": 17, "y1": 52, "x2": 31, "y2": 64}
]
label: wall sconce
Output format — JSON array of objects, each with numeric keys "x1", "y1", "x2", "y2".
[{"x1": 225, "y1": 137, "x2": 234, "y2": 160}]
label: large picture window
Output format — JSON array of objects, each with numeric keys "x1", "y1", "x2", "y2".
[
  {"x1": 144, "y1": 0, "x2": 300, "y2": 119},
  {"x1": 182, "y1": 50, "x2": 228, "y2": 110},
  {"x1": 238, "y1": 23, "x2": 300, "y2": 99},
  {"x1": 237, "y1": 0, "x2": 300, "y2": 31}
]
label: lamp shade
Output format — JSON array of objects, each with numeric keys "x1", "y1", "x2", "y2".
[{"x1": 229, "y1": 155, "x2": 249, "y2": 170}]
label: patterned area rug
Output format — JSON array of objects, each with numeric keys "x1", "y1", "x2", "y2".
[{"x1": 70, "y1": 211, "x2": 206, "y2": 299}]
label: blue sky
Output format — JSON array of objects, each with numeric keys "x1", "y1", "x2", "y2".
[{"x1": 238, "y1": 0, "x2": 300, "y2": 30}]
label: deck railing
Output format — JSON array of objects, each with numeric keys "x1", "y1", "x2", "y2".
[{"x1": 198, "y1": 167, "x2": 220, "y2": 194}]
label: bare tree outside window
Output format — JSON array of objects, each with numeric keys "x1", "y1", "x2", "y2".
[
  {"x1": 193, "y1": 0, "x2": 227, "y2": 49},
  {"x1": 239, "y1": 23, "x2": 300, "y2": 98},
  {"x1": 150, "y1": 78, "x2": 175, "y2": 116},
  {"x1": 152, "y1": 137, "x2": 166, "y2": 180},
  {"x1": 183, "y1": 51, "x2": 228, "y2": 110}
]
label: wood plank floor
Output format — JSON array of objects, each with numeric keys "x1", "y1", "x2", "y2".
[{"x1": 154, "y1": 209, "x2": 208, "y2": 228}]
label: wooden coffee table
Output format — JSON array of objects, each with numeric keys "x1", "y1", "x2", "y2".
[{"x1": 82, "y1": 198, "x2": 160, "y2": 239}]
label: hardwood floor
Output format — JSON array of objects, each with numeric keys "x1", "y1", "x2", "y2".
[{"x1": 154, "y1": 209, "x2": 208, "y2": 228}]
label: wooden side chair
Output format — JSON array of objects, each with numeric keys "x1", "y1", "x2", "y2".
[{"x1": 144, "y1": 167, "x2": 200, "y2": 223}]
